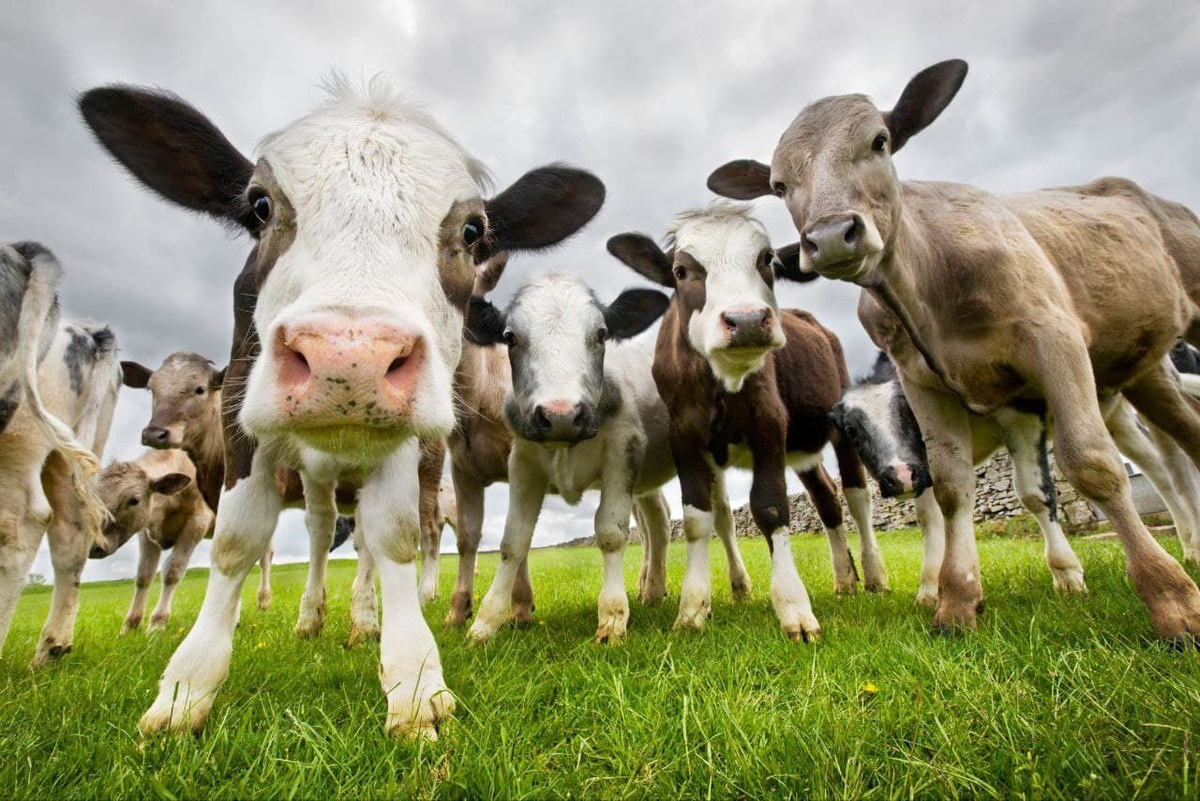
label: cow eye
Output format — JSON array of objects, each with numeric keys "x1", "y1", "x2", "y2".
[
  {"x1": 195, "y1": 386, "x2": 205, "y2": 395},
  {"x1": 462, "y1": 218, "x2": 484, "y2": 247},
  {"x1": 772, "y1": 182, "x2": 786, "y2": 197},
  {"x1": 250, "y1": 191, "x2": 272, "y2": 224},
  {"x1": 597, "y1": 327, "x2": 608, "y2": 344},
  {"x1": 872, "y1": 133, "x2": 888, "y2": 153},
  {"x1": 502, "y1": 330, "x2": 517, "y2": 346},
  {"x1": 127, "y1": 498, "x2": 140, "y2": 508},
  {"x1": 673, "y1": 265, "x2": 687, "y2": 281}
]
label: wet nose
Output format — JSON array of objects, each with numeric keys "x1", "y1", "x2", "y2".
[
  {"x1": 532, "y1": 399, "x2": 591, "y2": 442},
  {"x1": 141, "y1": 427, "x2": 170, "y2": 448},
  {"x1": 879, "y1": 464, "x2": 915, "y2": 499},
  {"x1": 276, "y1": 316, "x2": 425, "y2": 425},
  {"x1": 720, "y1": 306, "x2": 774, "y2": 348},
  {"x1": 801, "y1": 213, "x2": 864, "y2": 269}
]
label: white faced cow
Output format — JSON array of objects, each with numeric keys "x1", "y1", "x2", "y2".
[
  {"x1": 709, "y1": 60, "x2": 1200, "y2": 642},
  {"x1": 608, "y1": 204, "x2": 887, "y2": 641},
  {"x1": 462, "y1": 273, "x2": 678, "y2": 643},
  {"x1": 0, "y1": 242, "x2": 119, "y2": 668},
  {"x1": 80, "y1": 77, "x2": 605, "y2": 737}
]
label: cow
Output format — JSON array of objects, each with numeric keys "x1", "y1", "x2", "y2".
[
  {"x1": 0, "y1": 242, "x2": 119, "y2": 668},
  {"x1": 607, "y1": 203, "x2": 887, "y2": 641},
  {"x1": 835, "y1": 352, "x2": 1200, "y2": 603},
  {"x1": 88, "y1": 448, "x2": 212, "y2": 633},
  {"x1": 707, "y1": 59, "x2": 1200, "y2": 641},
  {"x1": 462, "y1": 272, "x2": 680, "y2": 643},
  {"x1": 79, "y1": 76, "x2": 606, "y2": 737}
]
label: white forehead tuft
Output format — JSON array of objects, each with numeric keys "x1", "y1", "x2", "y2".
[
  {"x1": 509, "y1": 273, "x2": 604, "y2": 331},
  {"x1": 843, "y1": 381, "x2": 899, "y2": 427},
  {"x1": 663, "y1": 200, "x2": 771, "y2": 262}
]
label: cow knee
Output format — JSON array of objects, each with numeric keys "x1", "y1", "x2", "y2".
[
  {"x1": 750, "y1": 501, "x2": 788, "y2": 536},
  {"x1": 1058, "y1": 445, "x2": 1125, "y2": 503},
  {"x1": 595, "y1": 526, "x2": 626, "y2": 554}
]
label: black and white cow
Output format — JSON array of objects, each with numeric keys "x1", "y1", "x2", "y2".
[
  {"x1": 79, "y1": 77, "x2": 605, "y2": 738},
  {"x1": 834, "y1": 351, "x2": 1200, "y2": 604},
  {"x1": 0, "y1": 242, "x2": 120, "y2": 667},
  {"x1": 463, "y1": 273, "x2": 687, "y2": 643}
]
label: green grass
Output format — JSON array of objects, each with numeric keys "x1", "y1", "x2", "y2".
[{"x1": 4, "y1": 528, "x2": 1200, "y2": 799}]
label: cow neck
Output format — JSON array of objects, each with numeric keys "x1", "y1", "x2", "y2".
[{"x1": 184, "y1": 390, "x2": 226, "y2": 511}]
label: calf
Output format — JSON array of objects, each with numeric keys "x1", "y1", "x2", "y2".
[
  {"x1": 462, "y1": 273, "x2": 676, "y2": 643},
  {"x1": 708, "y1": 59, "x2": 1200, "y2": 640},
  {"x1": 81, "y1": 77, "x2": 605, "y2": 737},
  {"x1": 836, "y1": 352, "x2": 1200, "y2": 603},
  {"x1": 0, "y1": 242, "x2": 119, "y2": 667},
  {"x1": 608, "y1": 204, "x2": 886, "y2": 641},
  {"x1": 89, "y1": 448, "x2": 212, "y2": 633}
]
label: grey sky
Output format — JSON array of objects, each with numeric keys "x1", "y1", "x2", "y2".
[{"x1": 5, "y1": 0, "x2": 1198, "y2": 581}]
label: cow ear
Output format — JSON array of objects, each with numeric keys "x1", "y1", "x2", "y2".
[
  {"x1": 773, "y1": 243, "x2": 818, "y2": 283},
  {"x1": 604, "y1": 289, "x2": 670, "y2": 340},
  {"x1": 884, "y1": 59, "x2": 968, "y2": 153},
  {"x1": 464, "y1": 296, "x2": 508, "y2": 346},
  {"x1": 707, "y1": 159, "x2": 773, "y2": 200},
  {"x1": 78, "y1": 86, "x2": 256, "y2": 230},
  {"x1": 120, "y1": 361, "x2": 152, "y2": 389},
  {"x1": 473, "y1": 253, "x2": 509, "y2": 296},
  {"x1": 151, "y1": 472, "x2": 191, "y2": 496},
  {"x1": 606, "y1": 234, "x2": 673, "y2": 288},
  {"x1": 211, "y1": 365, "x2": 226, "y2": 390},
  {"x1": 476, "y1": 165, "x2": 606, "y2": 263}
]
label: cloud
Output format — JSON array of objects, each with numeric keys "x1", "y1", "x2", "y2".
[{"x1": 13, "y1": 0, "x2": 1199, "y2": 582}]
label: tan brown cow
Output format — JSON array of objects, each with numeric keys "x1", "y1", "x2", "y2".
[{"x1": 708, "y1": 59, "x2": 1200, "y2": 641}]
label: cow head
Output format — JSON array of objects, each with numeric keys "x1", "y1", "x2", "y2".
[
  {"x1": 80, "y1": 77, "x2": 605, "y2": 464},
  {"x1": 89, "y1": 460, "x2": 192, "y2": 558},
  {"x1": 466, "y1": 273, "x2": 667, "y2": 444},
  {"x1": 121, "y1": 353, "x2": 224, "y2": 449}
]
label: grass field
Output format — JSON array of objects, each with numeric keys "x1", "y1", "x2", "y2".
[{"x1": 4, "y1": 528, "x2": 1200, "y2": 799}]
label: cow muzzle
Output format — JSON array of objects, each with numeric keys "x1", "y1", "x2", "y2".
[
  {"x1": 527, "y1": 398, "x2": 596, "y2": 445},
  {"x1": 719, "y1": 305, "x2": 777, "y2": 351},
  {"x1": 800, "y1": 212, "x2": 878, "y2": 276}
]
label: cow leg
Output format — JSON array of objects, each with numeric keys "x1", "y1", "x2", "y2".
[
  {"x1": 357, "y1": 443, "x2": 452, "y2": 739},
  {"x1": 592, "y1": 434, "x2": 641, "y2": 644},
  {"x1": 901, "y1": 381, "x2": 981, "y2": 632},
  {"x1": 1144, "y1": 421, "x2": 1200, "y2": 563},
  {"x1": 713, "y1": 468, "x2": 752, "y2": 601},
  {"x1": 995, "y1": 407, "x2": 1087, "y2": 594},
  {"x1": 256, "y1": 541, "x2": 273, "y2": 611},
  {"x1": 1047, "y1": 355, "x2": 1200, "y2": 642},
  {"x1": 674, "y1": 449, "x2": 716, "y2": 631},
  {"x1": 834, "y1": 436, "x2": 888, "y2": 592},
  {"x1": 417, "y1": 440, "x2": 445, "y2": 606},
  {"x1": 147, "y1": 517, "x2": 208, "y2": 633},
  {"x1": 295, "y1": 476, "x2": 336, "y2": 639},
  {"x1": 635, "y1": 491, "x2": 670, "y2": 605},
  {"x1": 122, "y1": 532, "x2": 162, "y2": 635},
  {"x1": 914, "y1": 489, "x2": 944, "y2": 607},
  {"x1": 139, "y1": 460, "x2": 282, "y2": 736},
  {"x1": 798, "y1": 464, "x2": 858, "y2": 595},
  {"x1": 347, "y1": 525, "x2": 380, "y2": 646},
  {"x1": 0, "y1": 481, "x2": 50, "y2": 656},
  {"x1": 510, "y1": 556, "x2": 535, "y2": 627},
  {"x1": 444, "y1": 464, "x2": 483, "y2": 627},
  {"x1": 469, "y1": 446, "x2": 546, "y2": 643},
  {"x1": 33, "y1": 454, "x2": 90, "y2": 667}
]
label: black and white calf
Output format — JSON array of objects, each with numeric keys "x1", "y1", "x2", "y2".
[
  {"x1": 834, "y1": 352, "x2": 1200, "y2": 604},
  {"x1": 463, "y1": 273, "x2": 681, "y2": 643},
  {"x1": 0, "y1": 242, "x2": 119, "y2": 667}
]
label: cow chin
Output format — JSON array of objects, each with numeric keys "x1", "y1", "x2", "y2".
[
  {"x1": 290, "y1": 424, "x2": 409, "y2": 462},
  {"x1": 705, "y1": 346, "x2": 773, "y2": 394}
]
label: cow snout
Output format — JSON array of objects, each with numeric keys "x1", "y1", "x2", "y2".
[
  {"x1": 88, "y1": 543, "x2": 108, "y2": 559},
  {"x1": 878, "y1": 463, "x2": 916, "y2": 499},
  {"x1": 531, "y1": 399, "x2": 593, "y2": 443},
  {"x1": 275, "y1": 317, "x2": 426, "y2": 427},
  {"x1": 141, "y1": 427, "x2": 170, "y2": 448},
  {"x1": 720, "y1": 306, "x2": 775, "y2": 349},
  {"x1": 801, "y1": 213, "x2": 867, "y2": 271}
]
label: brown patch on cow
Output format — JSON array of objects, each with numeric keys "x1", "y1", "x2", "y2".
[
  {"x1": 246, "y1": 160, "x2": 298, "y2": 290},
  {"x1": 670, "y1": 251, "x2": 707, "y2": 321},
  {"x1": 438, "y1": 199, "x2": 488, "y2": 310},
  {"x1": 223, "y1": 253, "x2": 261, "y2": 490}
]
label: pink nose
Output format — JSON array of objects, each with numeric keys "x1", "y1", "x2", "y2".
[
  {"x1": 274, "y1": 316, "x2": 425, "y2": 426},
  {"x1": 894, "y1": 464, "x2": 913, "y2": 491}
]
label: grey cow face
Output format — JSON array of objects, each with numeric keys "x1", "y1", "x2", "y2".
[
  {"x1": 466, "y1": 273, "x2": 668, "y2": 445},
  {"x1": 832, "y1": 371, "x2": 931, "y2": 499}
]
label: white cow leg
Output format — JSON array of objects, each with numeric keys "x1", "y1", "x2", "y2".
[
  {"x1": 914, "y1": 489, "x2": 945, "y2": 608},
  {"x1": 845, "y1": 486, "x2": 889, "y2": 592},
  {"x1": 139, "y1": 465, "x2": 282, "y2": 736},
  {"x1": 147, "y1": 527, "x2": 203, "y2": 633},
  {"x1": 593, "y1": 443, "x2": 637, "y2": 644},
  {"x1": 256, "y1": 540, "x2": 273, "y2": 611},
  {"x1": 768, "y1": 529, "x2": 820, "y2": 641},
  {"x1": 675, "y1": 504, "x2": 714, "y2": 630},
  {"x1": 634, "y1": 491, "x2": 670, "y2": 605},
  {"x1": 0, "y1": 501, "x2": 48, "y2": 657},
  {"x1": 712, "y1": 469, "x2": 752, "y2": 601},
  {"x1": 1136, "y1": 419, "x2": 1200, "y2": 564},
  {"x1": 295, "y1": 477, "x2": 336, "y2": 638},
  {"x1": 33, "y1": 455, "x2": 91, "y2": 667},
  {"x1": 347, "y1": 525, "x2": 379, "y2": 646}
]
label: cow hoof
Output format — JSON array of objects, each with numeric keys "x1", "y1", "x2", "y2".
[
  {"x1": 673, "y1": 605, "x2": 710, "y2": 632},
  {"x1": 140, "y1": 683, "x2": 214, "y2": 736},
  {"x1": 509, "y1": 605, "x2": 535, "y2": 628},
  {"x1": 931, "y1": 594, "x2": 981, "y2": 633},
  {"x1": 30, "y1": 641, "x2": 71, "y2": 669},
  {"x1": 346, "y1": 621, "x2": 379, "y2": 647},
  {"x1": 730, "y1": 577, "x2": 753, "y2": 603},
  {"x1": 864, "y1": 575, "x2": 891, "y2": 594},
  {"x1": 638, "y1": 586, "x2": 667, "y2": 606},
  {"x1": 915, "y1": 588, "x2": 939, "y2": 609},
  {"x1": 777, "y1": 605, "x2": 821, "y2": 643},
  {"x1": 294, "y1": 618, "x2": 325, "y2": 639},
  {"x1": 467, "y1": 618, "x2": 501, "y2": 644},
  {"x1": 257, "y1": 590, "x2": 272, "y2": 611},
  {"x1": 443, "y1": 606, "x2": 472, "y2": 628},
  {"x1": 385, "y1": 679, "x2": 455, "y2": 740},
  {"x1": 121, "y1": 618, "x2": 142, "y2": 636},
  {"x1": 1050, "y1": 566, "x2": 1088, "y2": 595},
  {"x1": 834, "y1": 577, "x2": 858, "y2": 595},
  {"x1": 146, "y1": 616, "x2": 170, "y2": 634}
]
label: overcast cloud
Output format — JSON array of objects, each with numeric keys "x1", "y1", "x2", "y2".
[{"x1": 4, "y1": 0, "x2": 1198, "y2": 582}]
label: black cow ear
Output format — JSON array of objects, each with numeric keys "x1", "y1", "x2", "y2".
[
  {"x1": 773, "y1": 243, "x2": 818, "y2": 283},
  {"x1": 120, "y1": 361, "x2": 152, "y2": 389},
  {"x1": 464, "y1": 296, "x2": 508, "y2": 346},
  {"x1": 884, "y1": 59, "x2": 968, "y2": 153},
  {"x1": 604, "y1": 289, "x2": 670, "y2": 340},
  {"x1": 476, "y1": 165, "x2": 605, "y2": 263},
  {"x1": 211, "y1": 365, "x2": 227, "y2": 389},
  {"x1": 151, "y1": 472, "x2": 191, "y2": 496},
  {"x1": 78, "y1": 86, "x2": 256, "y2": 230},
  {"x1": 707, "y1": 159, "x2": 773, "y2": 200},
  {"x1": 606, "y1": 234, "x2": 673, "y2": 288}
]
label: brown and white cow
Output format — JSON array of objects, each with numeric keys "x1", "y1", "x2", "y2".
[
  {"x1": 708, "y1": 59, "x2": 1200, "y2": 641},
  {"x1": 88, "y1": 448, "x2": 212, "y2": 633},
  {"x1": 608, "y1": 204, "x2": 887, "y2": 640},
  {"x1": 80, "y1": 77, "x2": 605, "y2": 737},
  {"x1": 0, "y1": 242, "x2": 120, "y2": 667}
]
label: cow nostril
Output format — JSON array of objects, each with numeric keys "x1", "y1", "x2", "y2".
[
  {"x1": 387, "y1": 356, "x2": 407, "y2": 375},
  {"x1": 720, "y1": 312, "x2": 738, "y2": 332},
  {"x1": 533, "y1": 405, "x2": 551, "y2": 430},
  {"x1": 801, "y1": 234, "x2": 819, "y2": 258},
  {"x1": 844, "y1": 217, "x2": 859, "y2": 245}
]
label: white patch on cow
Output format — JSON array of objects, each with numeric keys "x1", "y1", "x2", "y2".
[
  {"x1": 768, "y1": 529, "x2": 820, "y2": 640},
  {"x1": 841, "y1": 380, "x2": 907, "y2": 471},
  {"x1": 240, "y1": 77, "x2": 491, "y2": 453},
  {"x1": 844, "y1": 485, "x2": 889, "y2": 591},
  {"x1": 667, "y1": 203, "x2": 783, "y2": 393},
  {"x1": 787, "y1": 450, "x2": 824, "y2": 473},
  {"x1": 676, "y1": 504, "x2": 714, "y2": 630}
]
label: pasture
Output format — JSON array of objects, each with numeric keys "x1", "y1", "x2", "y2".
[{"x1": 4, "y1": 528, "x2": 1200, "y2": 799}]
